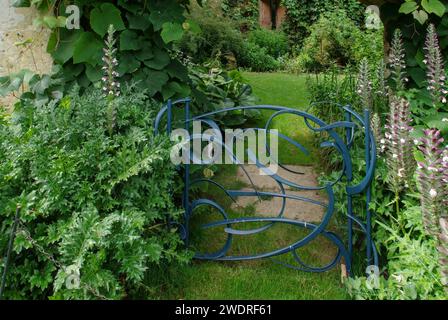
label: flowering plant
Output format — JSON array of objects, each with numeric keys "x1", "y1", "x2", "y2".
[
  {"x1": 423, "y1": 24, "x2": 447, "y2": 107},
  {"x1": 102, "y1": 24, "x2": 121, "y2": 135}
]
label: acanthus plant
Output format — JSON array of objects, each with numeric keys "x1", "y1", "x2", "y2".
[
  {"x1": 388, "y1": 29, "x2": 408, "y2": 93},
  {"x1": 439, "y1": 218, "x2": 448, "y2": 286},
  {"x1": 417, "y1": 130, "x2": 448, "y2": 287},
  {"x1": 357, "y1": 57, "x2": 372, "y2": 111},
  {"x1": 102, "y1": 24, "x2": 121, "y2": 135},
  {"x1": 382, "y1": 96, "x2": 416, "y2": 213},
  {"x1": 373, "y1": 59, "x2": 389, "y2": 113},
  {"x1": 371, "y1": 60, "x2": 390, "y2": 147},
  {"x1": 423, "y1": 24, "x2": 448, "y2": 107},
  {"x1": 357, "y1": 58, "x2": 384, "y2": 146},
  {"x1": 416, "y1": 129, "x2": 446, "y2": 237}
]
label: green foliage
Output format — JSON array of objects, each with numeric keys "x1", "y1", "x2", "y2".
[
  {"x1": 307, "y1": 67, "x2": 360, "y2": 123},
  {"x1": 247, "y1": 29, "x2": 289, "y2": 59},
  {"x1": 0, "y1": 86, "x2": 189, "y2": 299},
  {"x1": 188, "y1": 62, "x2": 259, "y2": 126},
  {"x1": 282, "y1": 0, "x2": 366, "y2": 46},
  {"x1": 399, "y1": 0, "x2": 446, "y2": 25},
  {"x1": 322, "y1": 141, "x2": 446, "y2": 299},
  {"x1": 239, "y1": 42, "x2": 280, "y2": 72},
  {"x1": 383, "y1": 2, "x2": 448, "y2": 88},
  {"x1": 177, "y1": 5, "x2": 246, "y2": 67},
  {"x1": 221, "y1": 0, "x2": 259, "y2": 32},
  {"x1": 178, "y1": 4, "x2": 281, "y2": 72},
  {"x1": 17, "y1": 0, "x2": 194, "y2": 100},
  {"x1": 0, "y1": 67, "x2": 65, "y2": 107},
  {"x1": 293, "y1": 10, "x2": 383, "y2": 72},
  {"x1": 308, "y1": 49, "x2": 447, "y2": 299}
]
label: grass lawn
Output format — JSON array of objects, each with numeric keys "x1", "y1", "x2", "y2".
[
  {"x1": 242, "y1": 72, "x2": 316, "y2": 166},
  {"x1": 150, "y1": 72, "x2": 348, "y2": 300}
]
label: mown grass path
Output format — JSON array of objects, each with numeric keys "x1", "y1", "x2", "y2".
[{"x1": 243, "y1": 72, "x2": 316, "y2": 165}]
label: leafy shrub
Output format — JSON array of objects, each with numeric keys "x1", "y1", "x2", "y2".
[
  {"x1": 239, "y1": 42, "x2": 280, "y2": 72},
  {"x1": 0, "y1": 86, "x2": 189, "y2": 299},
  {"x1": 315, "y1": 25, "x2": 448, "y2": 300},
  {"x1": 282, "y1": 0, "x2": 366, "y2": 45},
  {"x1": 178, "y1": 4, "x2": 283, "y2": 72},
  {"x1": 383, "y1": 1, "x2": 447, "y2": 88},
  {"x1": 221, "y1": 0, "x2": 259, "y2": 32},
  {"x1": 177, "y1": 3, "x2": 246, "y2": 66},
  {"x1": 14, "y1": 0, "x2": 194, "y2": 100},
  {"x1": 188, "y1": 60, "x2": 260, "y2": 125},
  {"x1": 247, "y1": 29, "x2": 289, "y2": 58},
  {"x1": 295, "y1": 10, "x2": 383, "y2": 72},
  {"x1": 284, "y1": 52, "x2": 313, "y2": 74}
]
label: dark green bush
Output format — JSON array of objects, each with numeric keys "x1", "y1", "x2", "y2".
[
  {"x1": 178, "y1": 4, "x2": 282, "y2": 72},
  {"x1": 282, "y1": 0, "x2": 366, "y2": 45},
  {"x1": 177, "y1": 4, "x2": 246, "y2": 66},
  {"x1": 247, "y1": 29, "x2": 289, "y2": 58},
  {"x1": 239, "y1": 42, "x2": 280, "y2": 72},
  {"x1": 0, "y1": 86, "x2": 189, "y2": 299},
  {"x1": 290, "y1": 10, "x2": 383, "y2": 73},
  {"x1": 188, "y1": 61, "x2": 259, "y2": 125}
]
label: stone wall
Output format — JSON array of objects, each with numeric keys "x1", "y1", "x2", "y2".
[{"x1": 0, "y1": 0, "x2": 52, "y2": 106}]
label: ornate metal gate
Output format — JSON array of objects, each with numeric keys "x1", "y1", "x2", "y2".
[{"x1": 155, "y1": 99, "x2": 378, "y2": 276}]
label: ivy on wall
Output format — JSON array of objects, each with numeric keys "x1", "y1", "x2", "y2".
[
  {"x1": 12, "y1": 0, "x2": 200, "y2": 100},
  {"x1": 282, "y1": 0, "x2": 366, "y2": 46},
  {"x1": 221, "y1": 0, "x2": 259, "y2": 31}
]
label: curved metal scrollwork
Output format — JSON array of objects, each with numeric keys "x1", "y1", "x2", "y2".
[{"x1": 155, "y1": 98, "x2": 378, "y2": 276}]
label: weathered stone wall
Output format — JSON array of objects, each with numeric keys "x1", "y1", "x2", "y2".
[{"x1": 0, "y1": 0, "x2": 52, "y2": 106}]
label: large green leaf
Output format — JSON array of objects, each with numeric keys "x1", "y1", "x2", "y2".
[
  {"x1": 183, "y1": 19, "x2": 202, "y2": 34},
  {"x1": 421, "y1": 0, "x2": 446, "y2": 17},
  {"x1": 85, "y1": 65, "x2": 102, "y2": 82},
  {"x1": 408, "y1": 67, "x2": 426, "y2": 88},
  {"x1": 146, "y1": 70, "x2": 169, "y2": 95},
  {"x1": 412, "y1": 10, "x2": 429, "y2": 24},
  {"x1": 119, "y1": 30, "x2": 142, "y2": 51},
  {"x1": 161, "y1": 22, "x2": 184, "y2": 44},
  {"x1": 62, "y1": 64, "x2": 85, "y2": 82},
  {"x1": 399, "y1": 1, "x2": 418, "y2": 14},
  {"x1": 90, "y1": 3, "x2": 125, "y2": 37},
  {"x1": 135, "y1": 69, "x2": 169, "y2": 95},
  {"x1": 73, "y1": 32, "x2": 103, "y2": 66},
  {"x1": 135, "y1": 46, "x2": 154, "y2": 62},
  {"x1": 126, "y1": 13, "x2": 151, "y2": 31},
  {"x1": 148, "y1": 0, "x2": 184, "y2": 31},
  {"x1": 49, "y1": 29, "x2": 83, "y2": 64},
  {"x1": 166, "y1": 60, "x2": 189, "y2": 82},
  {"x1": 143, "y1": 48, "x2": 170, "y2": 70},
  {"x1": 32, "y1": 75, "x2": 51, "y2": 95},
  {"x1": 423, "y1": 113, "x2": 448, "y2": 134},
  {"x1": 161, "y1": 81, "x2": 191, "y2": 100},
  {"x1": 117, "y1": 53, "x2": 141, "y2": 74}
]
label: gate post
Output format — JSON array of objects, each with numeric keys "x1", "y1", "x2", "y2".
[
  {"x1": 345, "y1": 110, "x2": 353, "y2": 268},
  {"x1": 364, "y1": 109, "x2": 373, "y2": 267},
  {"x1": 183, "y1": 99, "x2": 191, "y2": 246}
]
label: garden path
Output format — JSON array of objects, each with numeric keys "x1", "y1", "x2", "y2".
[{"x1": 231, "y1": 165, "x2": 326, "y2": 222}]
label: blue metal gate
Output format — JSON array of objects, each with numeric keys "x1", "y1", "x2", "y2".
[{"x1": 155, "y1": 99, "x2": 378, "y2": 276}]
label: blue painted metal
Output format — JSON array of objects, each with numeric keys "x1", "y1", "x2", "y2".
[{"x1": 154, "y1": 100, "x2": 378, "y2": 276}]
